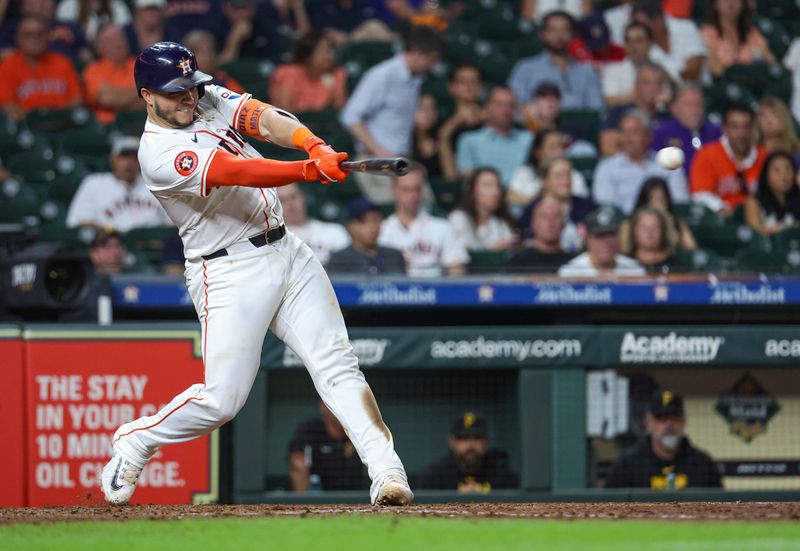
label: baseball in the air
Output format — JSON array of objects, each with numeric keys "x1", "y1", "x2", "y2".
[{"x1": 656, "y1": 146, "x2": 685, "y2": 170}]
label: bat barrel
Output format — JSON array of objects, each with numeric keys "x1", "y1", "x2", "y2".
[{"x1": 340, "y1": 157, "x2": 410, "y2": 176}]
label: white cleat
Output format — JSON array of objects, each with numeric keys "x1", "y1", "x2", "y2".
[
  {"x1": 373, "y1": 475, "x2": 414, "y2": 506},
  {"x1": 101, "y1": 453, "x2": 143, "y2": 505}
]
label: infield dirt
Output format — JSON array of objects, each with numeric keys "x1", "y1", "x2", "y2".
[{"x1": 2, "y1": 502, "x2": 800, "y2": 525}]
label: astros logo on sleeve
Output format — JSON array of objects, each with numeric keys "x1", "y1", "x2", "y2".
[{"x1": 174, "y1": 151, "x2": 199, "y2": 176}]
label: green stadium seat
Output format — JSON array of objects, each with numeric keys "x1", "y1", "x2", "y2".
[
  {"x1": 695, "y1": 224, "x2": 768, "y2": 258},
  {"x1": 568, "y1": 156, "x2": 599, "y2": 187},
  {"x1": 429, "y1": 177, "x2": 464, "y2": 211},
  {"x1": 560, "y1": 110, "x2": 601, "y2": 146},
  {"x1": 468, "y1": 250, "x2": 509, "y2": 274},
  {"x1": 773, "y1": 227, "x2": 800, "y2": 251},
  {"x1": 113, "y1": 110, "x2": 148, "y2": 136},
  {"x1": 473, "y1": 42, "x2": 515, "y2": 85},
  {"x1": 219, "y1": 59, "x2": 275, "y2": 98},
  {"x1": 0, "y1": 181, "x2": 43, "y2": 223},
  {"x1": 24, "y1": 107, "x2": 94, "y2": 133},
  {"x1": 677, "y1": 203, "x2": 722, "y2": 228},
  {"x1": 672, "y1": 248, "x2": 725, "y2": 273},
  {"x1": 755, "y1": 18, "x2": 791, "y2": 60},
  {"x1": 703, "y1": 80, "x2": 757, "y2": 115},
  {"x1": 0, "y1": 120, "x2": 50, "y2": 160},
  {"x1": 723, "y1": 64, "x2": 792, "y2": 106},
  {"x1": 125, "y1": 226, "x2": 177, "y2": 267},
  {"x1": 336, "y1": 41, "x2": 395, "y2": 71},
  {"x1": 55, "y1": 124, "x2": 111, "y2": 167},
  {"x1": 734, "y1": 244, "x2": 794, "y2": 274}
]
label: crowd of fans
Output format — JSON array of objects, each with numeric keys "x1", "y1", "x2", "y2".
[{"x1": 3, "y1": 0, "x2": 800, "y2": 278}]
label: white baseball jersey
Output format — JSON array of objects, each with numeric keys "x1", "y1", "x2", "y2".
[
  {"x1": 379, "y1": 211, "x2": 470, "y2": 277},
  {"x1": 287, "y1": 218, "x2": 350, "y2": 265},
  {"x1": 137, "y1": 85, "x2": 284, "y2": 260},
  {"x1": 66, "y1": 173, "x2": 171, "y2": 231}
]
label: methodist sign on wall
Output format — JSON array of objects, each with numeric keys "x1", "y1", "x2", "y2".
[{"x1": 22, "y1": 326, "x2": 217, "y2": 506}]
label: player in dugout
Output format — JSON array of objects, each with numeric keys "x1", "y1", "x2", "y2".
[
  {"x1": 100, "y1": 41, "x2": 412, "y2": 507},
  {"x1": 416, "y1": 412, "x2": 519, "y2": 493},
  {"x1": 605, "y1": 390, "x2": 723, "y2": 489}
]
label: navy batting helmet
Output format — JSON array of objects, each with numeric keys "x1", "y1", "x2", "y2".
[{"x1": 134, "y1": 42, "x2": 213, "y2": 98}]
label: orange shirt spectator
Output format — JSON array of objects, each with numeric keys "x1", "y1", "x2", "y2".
[
  {"x1": 268, "y1": 30, "x2": 347, "y2": 113},
  {"x1": 0, "y1": 50, "x2": 81, "y2": 115},
  {"x1": 82, "y1": 24, "x2": 140, "y2": 124},
  {"x1": 0, "y1": 15, "x2": 82, "y2": 121},
  {"x1": 690, "y1": 140, "x2": 766, "y2": 211},
  {"x1": 662, "y1": 0, "x2": 693, "y2": 19},
  {"x1": 83, "y1": 57, "x2": 136, "y2": 124}
]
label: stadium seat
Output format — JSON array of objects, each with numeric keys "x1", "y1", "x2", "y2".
[
  {"x1": 113, "y1": 110, "x2": 148, "y2": 136},
  {"x1": 568, "y1": 156, "x2": 599, "y2": 188},
  {"x1": 695, "y1": 224, "x2": 769, "y2": 258},
  {"x1": 55, "y1": 124, "x2": 111, "y2": 168},
  {"x1": 723, "y1": 64, "x2": 792, "y2": 106},
  {"x1": 676, "y1": 203, "x2": 721, "y2": 228},
  {"x1": 672, "y1": 249, "x2": 725, "y2": 273},
  {"x1": 429, "y1": 177, "x2": 464, "y2": 211},
  {"x1": 755, "y1": 18, "x2": 792, "y2": 60},
  {"x1": 468, "y1": 250, "x2": 509, "y2": 274},
  {"x1": 24, "y1": 107, "x2": 93, "y2": 133},
  {"x1": 0, "y1": 119, "x2": 50, "y2": 159},
  {"x1": 734, "y1": 243, "x2": 795, "y2": 274},
  {"x1": 219, "y1": 59, "x2": 275, "y2": 97},
  {"x1": 703, "y1": 80, "x2": 757, "y2": 115},
  {"x1": 336, "y1": 42, "x2": 396, "y2": 71},
  {"x1": 0, "y1": 180, "x2": 43, "y2": 223},
  {"x1": 125, "y1": 226, "x2": 177, "y2": 267},
  {"x1": 773, "y1": 227, "x2": 800, "y2": 251},
  {"x1": 560, "y1": 110, "x2": 601, "y2": 146}
]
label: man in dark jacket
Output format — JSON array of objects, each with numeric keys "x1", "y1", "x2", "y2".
[
  {"x1": 605, "y1": 390, "x2": 722, "y2": 489},
  {"x1": 416, "y1": 412, "x2": 519, "y2": 493}
]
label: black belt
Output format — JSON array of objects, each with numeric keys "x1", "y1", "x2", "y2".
[{"x1": 202, "y1": 225, "x2": 286, "y2": 261}]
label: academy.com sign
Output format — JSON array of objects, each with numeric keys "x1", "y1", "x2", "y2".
[
  {"x1": 430, "y1": 336, "x2": 582, "y2": 362},
  {"x1": 620, "y1": 332, "x2": 724, "y2": 364}
]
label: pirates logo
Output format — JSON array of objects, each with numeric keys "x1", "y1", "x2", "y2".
[
  {"x1": 177, "y1": 57, "x2": 193, "y2": 77},
  {"x1": 174, "y1": 150, "x2": 199, "y2": 176}
]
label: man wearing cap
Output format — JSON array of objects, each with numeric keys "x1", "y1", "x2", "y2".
[
  {"x1": 327, "y1": 198, "x2": 406, "y2": 275},
  {"x1": 605, "y1": 390, "x2": 722, "y2": 489},
  {"x1": 416, "y1": 412, "x2": 519, "y2": 493},
  {"x1": 558, "y1": 207, "x2": 645, "y2": 277},
  {"x1": 66, "y1": 136, "x2": 172, "y2": 232},
  {"x1": 89, "y1": 228, "x2": 129, "y2": 276}
]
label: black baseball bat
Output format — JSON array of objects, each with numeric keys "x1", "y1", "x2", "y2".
[{"x1": 340, "y1": 157, "x2": 410, "y2": 176}]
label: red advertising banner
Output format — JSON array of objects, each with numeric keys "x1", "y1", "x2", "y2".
[
  {"x1": 24, "y1": 328, "x2": 217, "y2": 506},
  {"x1": 0, "y1": 327, "x2": 26, "y2": 507}
]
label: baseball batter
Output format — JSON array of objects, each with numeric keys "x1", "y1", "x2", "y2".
[{"x1": 100, "y1": 42, "x2": 413, "y2": 506}]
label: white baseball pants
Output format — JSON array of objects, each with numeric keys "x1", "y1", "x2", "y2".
[{"x1": 112, "y1": 231, "x2": 407, "y2": 498}]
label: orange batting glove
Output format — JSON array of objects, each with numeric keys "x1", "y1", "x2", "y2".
[
  {"x1": 292, "y1": 128, "x2": 351, "y2": 183},
  {"x1": 301, "y1": 152, "x2": 350, "y2": 184}
]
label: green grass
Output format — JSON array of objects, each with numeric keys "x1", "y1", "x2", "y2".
[{"x1": 2, "y1": 517, "x2": 797, "y2": 551}]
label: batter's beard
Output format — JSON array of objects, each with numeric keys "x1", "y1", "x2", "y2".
[{"x1": 154, "y1": 101, "x2": 193, "y2": 128}]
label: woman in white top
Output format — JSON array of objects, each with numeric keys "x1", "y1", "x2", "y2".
[
  {"x1": 448, "y1": 167, "x2": 517, "y2": 251},
  {"x1": 57, "y1": 0, "x2": 132, "y2": 42},
  {"x1": 507, "y1": 129, "x2": 589, "y2": 208}
]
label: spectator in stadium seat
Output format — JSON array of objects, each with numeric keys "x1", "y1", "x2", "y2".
[
  {"x1": 82, "y1": 24, "x2": 139, "y2": 125},
  {"x1": 599, "y1": 63, "x2": 672, "y2": 157},
  {"x1": 0, "y1": 14, "x2": 82, "y2": 122},
  {"x1": 508, "y1": 129, "x2": 590, "y2": 208},
  {"x1": 67, "y1": 136, "x2": 171, "y2": 232},
  {"x1": 568, "y1": 11, "x2": 626, "y2": 67},
  {"x1": 623, "y1": 207, "x2": 684, "y2": 273},
  {"x1": 379, "y1": 164, "x2": 469, "y2": 277},
  {"x1": 651, "y1": 84, "x2": 721, "y2": 177},
  {"x1": 288, "y1": 402, "x2": 367, "y2": 492},
  {"x1": 448, "y1": 168, "x2": 517, "y2": 252},
  {"x1": 700, "y1": 0, "x2": 774, "y2": 79},
  {"x1": 602, "y1": 22, "x2": 655, "y2": 107},
  {"x1": 605, "y1": 390, "x2": 723, "y2": 489},
  {"x1": 327, "y1": 197, "x2": 406, "y2": 275},
  {"x1": 416, "y1": 412, "x2": 519, "y2": 493},
  {"x1": 593, "y1": 109, "x2": 688, "y2": 215},
  {"x1": 519, "y1": 157, "x2": 597, "y2": 252},
  {"x1": 630, "y1": 0, "x2": 705, "y2": 82},
  {"x1": 506, "y1": 195, "x2": 575, "y2": 273},
  {"x1": 619, "y1": 176, "x2": 697, "y2": 253},
  {"x1": 340, "y1": 25, "x2": 444, "y2": 203},
  {"x1": 437, "y1": 63, "x2": 485, "y2": 180},
  {"x1": 455, "y1": 86, "x2": 534, "y2": 186},
  {"x1": 755, "y1": 97, "x2": 800, "y2": 161},
  {"x1": 89, "y1": 228, "x2": 129, "y2": 276},
  {"x1": 690, "y1": 103, "x2": 766, "y2": 214},
  {"x1": 220, "y1": 0, "x2": 285, "y2": 63},
  {"x1": 520, "y1": 81, "x2": 562, "y2": 135},
  {"x1": 0, "y1": 0, "x2": 91, "y2": 63},
  {"x1": 412, "y1": 93, "x2": 442, "y2": 178},
  {"x1": 508, "y1": 10, "x2": 603, "y2": 110},
  {"x1": 268, "y1": 30, "x2": 347, "y2": 114},
  {"x1": 122, "y1": 0, "x2": 166, "y2": 55},
  {"x1": 183, "y1": 30, "x2": 243, "y2": 95},
  {"x1": 56, "y1": 0, "x2": 132, "y2": 43},
  {"x1": 276, "y1": 183, "x2": 350, "y2": 267},
  {"x1": 744, "y1": 151, "x2": 800, "y2": 237},
  {"x1": 558, "y1": 206, "x2": 646, "y2": 277}
]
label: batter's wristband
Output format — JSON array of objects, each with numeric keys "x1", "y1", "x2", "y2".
[{"x1": 291, "y1": 127, "x2": 316, "y2": 150}]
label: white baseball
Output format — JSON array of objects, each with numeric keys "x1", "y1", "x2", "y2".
[{"x1": 656, "y1": 146, "x2": 685, "y2": 170}]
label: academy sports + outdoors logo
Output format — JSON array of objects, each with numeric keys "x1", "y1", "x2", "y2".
[
  {"x1": 174, "y1": 151, "x2": 199, "y2": 176},
  {"x1": 765, "y1": 339, "x2": 800, "y2": 357},
  {"x1": 430, "y1": 337, "x2": 582, "y2": 361},
  {"x1": 282, "y1": 339, "x2": 391, "y2": 367},
  {"x1": 620, "y1": 332, "x2": 724, "y2": 363}
]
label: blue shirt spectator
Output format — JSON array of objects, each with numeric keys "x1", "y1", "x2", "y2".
[
  {"x1": 593, "y1": 108, "x2": 689, "y2": 214},
  {"x1": 651, "y1": 85, "x2": 722, "y2": 176},
  {"x1": 341, "y1": 27, "x2": 443, "y2": 157},
  {"x1": 456, "y1": 87, "x2": 533, "y2": 186},
  {"x1": 508, "y1": 11, "x2": 603, "y2": 110}
]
